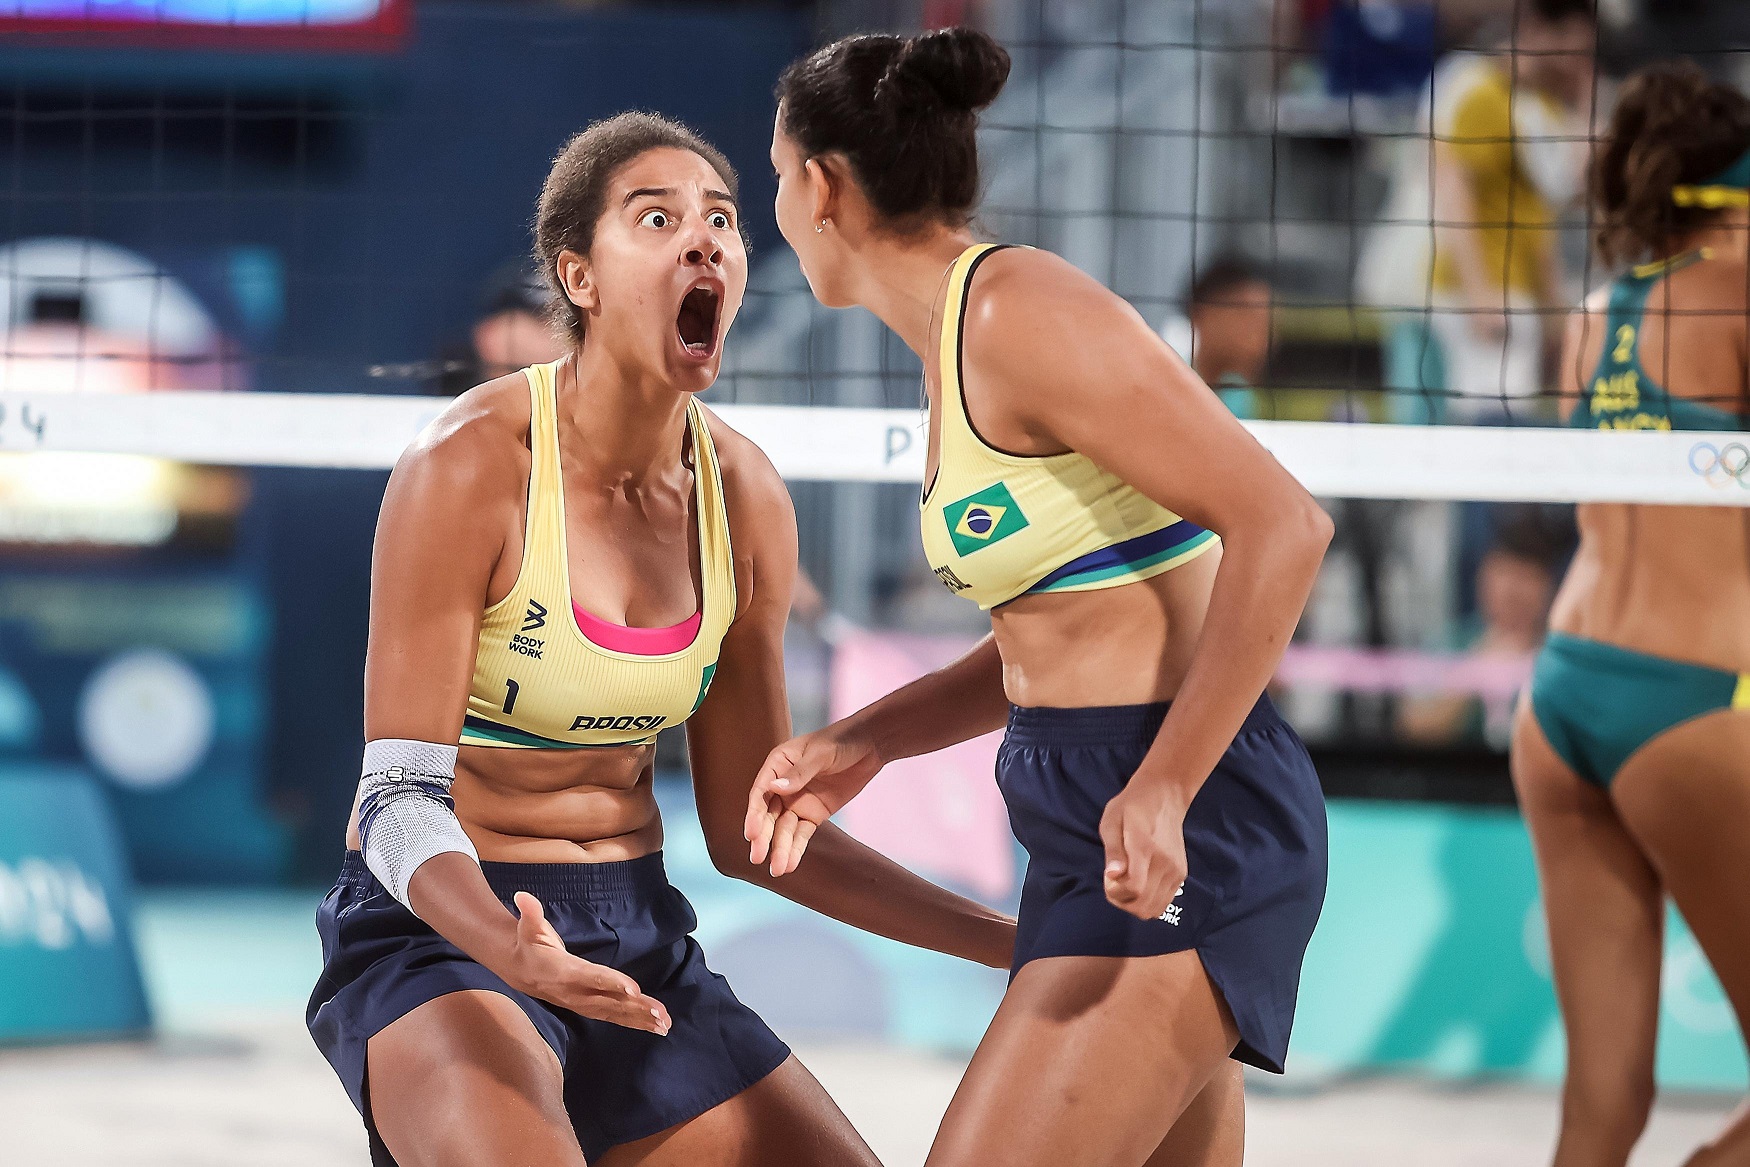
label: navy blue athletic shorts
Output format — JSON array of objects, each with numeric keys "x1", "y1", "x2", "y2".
[
  {"x1": 998, "y1": 694, "x2": 1328, "y2": 1073},
  {"x1": 306, "y1": 851, "x2": 790, "y2": 1164}
]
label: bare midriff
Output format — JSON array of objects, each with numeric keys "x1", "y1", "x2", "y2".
[
  {"x1": 992, "y1": 542, "x2": 1221, "y2": 709},
  {"x1": 1550, "y1": 502, "x2": 1750, "y2": 673},
  {"x1": 344, "y1": 743, "x2": 664, "y2": 864}
]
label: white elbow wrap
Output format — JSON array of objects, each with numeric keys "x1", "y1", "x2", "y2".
[{"x1": 358, "y1": 738, "x2": 477, "y2": 915}]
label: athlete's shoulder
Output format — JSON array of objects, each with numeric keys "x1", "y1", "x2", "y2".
[
  {"x1": 958, "y1": 247, "x2": 1162, "y2": 430},
  {"x1": 392, "y1": 371, "x2": 531, "y2": 501},
  {"x1": 694, "y1": 402, "x2": 796, "y2": 620},
  {"x1": 693, "y1": 402, "x2": 798, "y2": 584},
  {"x1": 965, "y1": 246, "x2": 1114, "y2": 333},
  {"x1": 977, "y1": 243, "x2": 1096, "y2": 291},
  {"x1": 696, "y1": 404, "x2": 794, "y2": 528},
  {"x1": 962, "y1": 245, "x2": 1144, "y2": 369}
]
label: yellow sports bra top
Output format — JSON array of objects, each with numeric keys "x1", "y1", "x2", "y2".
[
  {"x1": 920, "y1": 244, "x2": 1219, "y2": 610},
  {"x1": 462, "y1": 361, "x2": 735, "y2": 749}
]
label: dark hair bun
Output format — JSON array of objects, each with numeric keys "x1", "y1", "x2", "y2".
[
  {"x1": 777, "y1": 29, "x2": 1009, "y2": 226},
  {"x1": 877, "y1": 28, "x2": 1011, "y2": 116}
]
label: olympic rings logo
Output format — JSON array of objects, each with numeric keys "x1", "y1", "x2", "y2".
[{"x1": 1688, "y1": 441, "x2": 1750, "y2": 489}]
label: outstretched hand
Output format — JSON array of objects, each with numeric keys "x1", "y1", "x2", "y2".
[
  {"x1": 743, "y1": 731, "x2": 884, "y2": 876},
  {"x1": 506, "y1": 891, "x2": 672, "y2": 1034}
]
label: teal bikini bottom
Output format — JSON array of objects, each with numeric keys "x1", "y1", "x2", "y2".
[{"x1": 1529, "y1": 632, "x2": 1750, "y2": 788}]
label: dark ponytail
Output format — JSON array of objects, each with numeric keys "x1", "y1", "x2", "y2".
[
  {"x1": 1592, "y1": 62, "x2": 1750, "y2": 266},
  {"x1": 777, "y1": 27, "x2": 1011, "y2": 229}
]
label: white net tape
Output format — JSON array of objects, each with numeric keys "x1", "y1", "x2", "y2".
[{"x1": 0, "y1": 391, "x2": 1746, "y2": 505}]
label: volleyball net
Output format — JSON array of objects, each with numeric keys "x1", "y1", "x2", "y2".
[{"x1": 1, "y1": 390, "x2": 1747, "y2": 505}]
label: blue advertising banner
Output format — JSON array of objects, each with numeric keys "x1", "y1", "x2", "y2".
[
  {"x1": 0, "y1": 766, "x2": 151, "y2": 1041},
  {"x1": 1293, "y1": 801, "x2": 1748, "y2": 1090}
]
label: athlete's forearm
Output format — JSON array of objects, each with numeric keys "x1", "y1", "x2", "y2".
[
  {"x1": 834, "y1": 634, "x2": 1008, "y2": 763},
  {"x1": 722, "y1": 823, "x2": 1015, "y2": 967},
  {"x1": 406, "y1": 852, "x2": 523, "y2": 971},
  {"x1": 1131, "y1": 504, "x2": 1331, "y2": 804}
]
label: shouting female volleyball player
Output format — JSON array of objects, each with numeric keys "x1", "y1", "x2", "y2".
[
  {"x1": 305, "y1": 112, "x2": 1014, "y2": 1167},
  {"x1": 1513, "y1": 63, "x2": 1750, "y2": 1167},
  {"x1": 746, "y1": 29, "x2": 1331, "y2": 1167}
]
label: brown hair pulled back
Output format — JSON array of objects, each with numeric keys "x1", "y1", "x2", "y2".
[
  {"x1": 1591, "y1": 62, "x2": 1750, "y2": 266},
  {"x1": 777, "y1": 27, "x2": 1010, "y2": 229},
  {"x1": 534, "y1": 111, "x2": 739, "y2": 341}
]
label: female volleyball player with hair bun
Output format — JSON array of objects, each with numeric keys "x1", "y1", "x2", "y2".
[
  {"x1": 305, "y1": 111, "x2": 1015, "y2": 1167},
  {"x1": 748, "y1": 29, "x2": 1332, "y2": 1165},
  {"x1": 1512, "y1": 62, "x2": 1750, "y2": 1167}
]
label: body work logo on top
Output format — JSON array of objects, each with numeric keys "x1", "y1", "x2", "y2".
[
  {"x1": 510, "y1": 600, "x2": 547, "y2": 659},
  {"x1": 943, "y1": 482, "x2": 1029, "y2": 556}
]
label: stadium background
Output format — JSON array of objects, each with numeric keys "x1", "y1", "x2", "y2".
[{"x1": 0, "y1": 0, "x2": 1747, "y2": 1162}]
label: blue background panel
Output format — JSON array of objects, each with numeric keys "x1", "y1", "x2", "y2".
[{"x1": 0, "y1": 766, "x2": 151, "y2": 1042}]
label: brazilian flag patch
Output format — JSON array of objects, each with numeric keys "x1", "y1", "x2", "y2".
[{"x1": 943, "y1": 482, "x2": 1029, "y2": 556}]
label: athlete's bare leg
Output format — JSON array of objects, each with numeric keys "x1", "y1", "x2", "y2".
[
  {"x1": 368, "y1": 989, "x2": 587, "y2": 1167},
  {"x1": 369, "y1": 993, "x2": 879, "y2": 1167},
  {"x1": 1144, "y1": 1060, "x2": 1244, "y2": 1167},
  {"x1": 1610, "y1": 709, "x2": 1750, "y2": 1167},
  {"x1": 924, "y1": 950, "x2": 1240, "y2": 1167},
  {"x1": 599, "y1": 1056, "x2": 879, "y2": 1167},
  {"x1": 1513, "y1": 705, "x2": 1663, "y2": 1167}
]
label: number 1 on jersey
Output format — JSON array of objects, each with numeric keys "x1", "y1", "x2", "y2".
[{"x1": 503, "y1": 679, "x2": 520, "y2": 715}]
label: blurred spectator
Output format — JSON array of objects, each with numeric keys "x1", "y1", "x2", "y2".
[
  {"x1": 1361, "y1": 0, "x2": 1596, "y2": 423},
  {"x1": 1428, "y1": 0, "x2": 1595, "y2": 418},
  {"x1": 1398, "y1": 515, "x2": 1559, "y2": 749},
  {"x1": 435, "y1": 260, "x2": 565, "y2": 395},
  {"x1": 1160, "y1": 255, "x2": 1275, "y2": 420}
]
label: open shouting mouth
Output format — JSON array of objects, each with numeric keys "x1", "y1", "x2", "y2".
[{"x1": 676, "y1": 281, "x2": 721, "y2": 361}]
